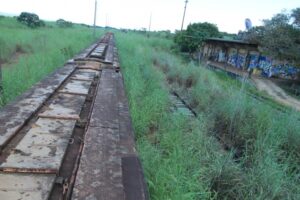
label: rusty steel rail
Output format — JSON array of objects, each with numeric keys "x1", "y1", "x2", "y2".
[{"x1": 0, "y1": 33, "x2": 149, "y2": 200}]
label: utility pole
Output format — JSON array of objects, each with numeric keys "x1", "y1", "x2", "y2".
[
  {"x1": 148, "y1": 13, "x2": 152, "y2": 32},
  {"x1": 105, "y1": 14, "x2": 108, "y2": 28},
  {"x1": 93, "y1": 0, "x2": 97, "y2": 38},
  {"x1": 181, "y1": 0, "x2": 188, "y2": 31}
]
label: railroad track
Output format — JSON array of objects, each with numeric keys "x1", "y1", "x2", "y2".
[
  {"x1": 0, "y1": 33, "x2": 148, "y2": 200},
  {"x1": 170, "y1": 92, "x2": 197, "y2": 117}
]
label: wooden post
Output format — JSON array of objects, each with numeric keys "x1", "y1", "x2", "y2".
[{"x1": 181, "y1": 0, "x2": 188, "y2": 31}]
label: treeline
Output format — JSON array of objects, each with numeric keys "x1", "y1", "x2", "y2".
[
  {"x1": 17, "y1": 12, "x2": 45, "y2": 28},
  {"x1": 16, "y1": 12, "x2": 74, "y2": 28},
  {"x1": 239, "y1": 8, "x2": 300, "y2": 64},
  {"x1": 173, "y1": 8, "x2": 300, "y2": 65}
]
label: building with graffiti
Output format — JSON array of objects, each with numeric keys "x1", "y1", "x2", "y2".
[{"x1": 201, "y1": 38, "x2": 300, "y2": 79}]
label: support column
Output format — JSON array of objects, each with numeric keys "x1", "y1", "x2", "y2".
[{"x1": 235, "y1": 48, "x2": 240, "y2": 68}]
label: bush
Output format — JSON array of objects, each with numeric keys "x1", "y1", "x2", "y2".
[
  {"x1": 174, "y1": 22, "x2": 221, "y2": 53},
  {"x1": 56, "y1": 19, "x2": 73, "y2": 28},
  {"x1": 17, "y1": 12, "x2": 44, "y2": 28}
]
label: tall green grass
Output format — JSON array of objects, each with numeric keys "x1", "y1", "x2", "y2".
[
  {"x1": 116, "y1": 32, "x2": 211, "y2": 199},
  {"x1": 0, "y1": 16, "x2": 104, "y2": 106},
  {"x1": 152, "y1": 49, "x2": 300, "y2": 199},
  {"x1": 116, "y1": 31, "x2": 300, "y2": 199}
]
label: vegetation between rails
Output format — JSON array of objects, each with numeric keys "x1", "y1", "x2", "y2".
[
  {"x1": 0, "y1": 16, "x2": 104, "y2": 106},
  {"x1": 116, "y1": 31, "x2": 300, "y2": 199}
]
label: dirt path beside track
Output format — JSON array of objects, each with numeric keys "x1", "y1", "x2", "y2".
[{"x1": 252, "y1": 77, "x2": 300, "y2": 112}]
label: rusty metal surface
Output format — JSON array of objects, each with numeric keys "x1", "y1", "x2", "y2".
[
  {"x1": 0, "y1": 118, "x2": 76, "y2": 171},
  {"x1": 122, "y1": 156, "x2": 149, "y2": 200},
  {"x1": 117, "y1": 73, "x2": 136, "y2": 155},
  {"x1": 72, "y1": 66, "x2": 149, "y2": 199},
  {"x1": 89, "y1": 69, "x2": 119, "y2": 129},
  {"x1": 40, "y1": 93, "x2": 86, "y2": 119},
  {"x1": 104, "y1": 44, "x2": 114, "y2": 64},
  {"x1": 0, "y1": 173, "x2": 55, "y2": 200},
  {"x1": 73, "y1": 43, "x2": 98, "y2": 60},
  {"x1": 0, "y1": 64, "x2": 76, "y2": 149},
  {"x1": 76, "y1": 69, "x2": 100, "y2": 75},
  {"x1": 59, "y1": 80, "x2": 92, "y2": 96},
  {"x1": 72, "y1": 68, "x2": 125, "y2": 200},
  {"x1": 90, "y1": 43, "x2": 107, "y2": 59},
  {"x1": 72, "y1": 127, "x2": 124, "y2": 200},
  {"x1": 73, "y1": 69, "x2": 99, "y2": 80}
]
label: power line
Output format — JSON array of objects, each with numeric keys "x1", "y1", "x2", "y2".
[{"x1": 181, "y1": 0, "x2": 188, "y2": 31}]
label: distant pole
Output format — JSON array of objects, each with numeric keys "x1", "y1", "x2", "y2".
[
  {"x1": 93, "y1": 0, "x2": 97, "y2": 38},
  {"x1": 148, "y1": 13, "x2": 152, "y2": 32},
  {"x1": 105, "y1": 14, "x2": 108, "y2": 28},
  {"x1": 181, "y1": 0, "x2": 188, "y2": 31}
]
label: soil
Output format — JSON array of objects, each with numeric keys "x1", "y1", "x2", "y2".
[
  {"x1": 252, "y1": 77, "x2": 300, "y2": 112},
  {"x1": 208, "y1": 61, "x2": 300, "y2": 112}
]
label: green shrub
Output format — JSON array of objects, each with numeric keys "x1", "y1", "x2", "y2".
[
  {"x1": 56, "y1": 19, "x2": 73, "y2": 28},
  {"x1": 17, "y1": 12, "x2": 44, "y2": 28}
]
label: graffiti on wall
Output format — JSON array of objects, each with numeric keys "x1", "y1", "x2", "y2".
[
  {"x1": 257, "y1": 56, "x2": 299, "y2": 78},
  {"x1": 218, "y1": 51, "x2": 226, "y2": 62},
  {"x1": 236, "y1": 54, "x2": 246, "y2": 69},
  {"x1": 249, "y1": 54, "x2": 259, "y2": 69},
  {"x1": 203, "y1": 43, "x2": 299, "y2": 79},
  {"x1": 227, "y1": 50, "x2": 237, "y2": 67},
  {"x1": 227, "y1": 53, "x2": 246, "y2": 69},
  {"x1": 258, "y1": 56, "x2": 273, "y2": 77}
]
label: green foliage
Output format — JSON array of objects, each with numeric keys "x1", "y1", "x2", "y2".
[
  {"x1": 220, "y1": 32, "x2": 237, "y2": 40},
  {"x1": 17, "y1": 12, "x2": 44, "y2": 28},
  {"x1": 291, "y1": 8, "x2": 300, "y2": 26},
  {"x1": 56, "y1": 19, "x2": 73, "y2": 28},
  {"x1": 241, "y1": 8, "x2": 300, "y2": 64},
  {"x1": 174, "y1": 22, "x2": 220, "y2": 53}
]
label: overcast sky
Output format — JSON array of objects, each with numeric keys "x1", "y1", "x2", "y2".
[{"x1": 1, "y1": 0, "x2": 299, "y2": 33}]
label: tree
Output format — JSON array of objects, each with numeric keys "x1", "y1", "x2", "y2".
[
  {"x1": 56, "y1": 19, "x2": 73, "y2": 28},
  {"x1": 242, "y1": 9, "x2": 300, "y2": 64},
  {"x1": 174, "y1": 30, "x2": 190, "y2": 52},
  {"x1": 291, "y1": 8, "x2": 300, "y2": 26},
  {"x1": 174, "y1": 22, "x2": 220, "y2": 53},
  {"x1": 17, "y1": 12, "x2": 44, "y2": 28}
]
